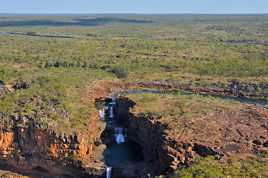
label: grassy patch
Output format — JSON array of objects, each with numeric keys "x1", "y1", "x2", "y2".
[{"x1": 170, "y1": 156, "x2": 268, "y2": 178}]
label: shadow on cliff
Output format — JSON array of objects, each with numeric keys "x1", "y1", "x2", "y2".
[
  {"x1": 96, "y1": 97, "x2": 171, "y2": 178},
  {"x1": 121, "y1": 98, "x2": 171, "y2": 176}
]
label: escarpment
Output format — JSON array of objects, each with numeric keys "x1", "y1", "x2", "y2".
[
  {"x1": 112, "y1": 97, "x2": 196, "y2": 176},
  {"x1": 112, "y1": 91, "x2": 268, "y2": 176},
  {"x1": 0, "y1": 79, "x2": 268, "y2": 178},
  {"x1": 92, "y1": 81, "x2": 268, "y2": 177},
  {"x1": 0, "y1": 109, "x2": 106, "y2": 177}
]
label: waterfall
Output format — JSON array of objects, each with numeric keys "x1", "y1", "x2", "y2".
[
  {"x1": 111, "y1": 96, "x2": 116, "y2": 103},
  {"x1": 106, "y1": 167, "x2": 112, "y2": 178},
  {"x1": 114, "y1": 127, "x2": 125, "y2": 144},
  {"x1": 99, "y1": 109, "x2": 105, "y2": 120},
  {"x1": 109, "y1": 105, "x2": 114, "y2": 119},
  {"x1": 108, "y1": 97, "x2": 116, "y2": 120}
]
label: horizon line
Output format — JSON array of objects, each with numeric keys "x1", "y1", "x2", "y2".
[{"x1": 0, "y1": 12, "x2": 268, "y2": 15}]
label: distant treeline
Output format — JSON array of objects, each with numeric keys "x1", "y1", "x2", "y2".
[
  {"x1": 43, "y1": 61, "x2": 128, "y2": 78},
  {"x1": 43, "y1": 60, "x2": 98, "y2": 69}
]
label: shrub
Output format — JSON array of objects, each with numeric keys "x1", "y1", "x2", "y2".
[{"x1": 111, "y1": 66, "x2": 128, "y2": 79}]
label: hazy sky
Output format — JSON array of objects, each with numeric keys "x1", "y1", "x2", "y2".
[{"x1": 1, "y1": 0, "x2": 268, "y2": 14}]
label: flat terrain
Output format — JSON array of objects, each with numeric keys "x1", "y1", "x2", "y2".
[{"x1": 0, "y1": 14, "x2": 268, "y2": 178}]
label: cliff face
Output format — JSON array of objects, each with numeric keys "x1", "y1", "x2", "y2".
[
  {"x1": 0, "y1": 111, "x2": 106, "y2": 177},
  {"x1": 126, "y1": 113, "x2": 175, "y2": 175},
  {"x1": 0, "y1": 169, "x2": 29, "y2": 178},
  {"x1": 0, "y1": 80, "x2": 117, "y2": 177},
  {"x1": 116, "y1": 97, "x2": 181, "y2": 176},
  {"x1": 0, "y1": 131, "x2": 14, "y2": 157},
  {"x1": 126, "y1": 113, "x2": 219, "y2": 174},
  {"x1": 1, "y1": 79, "x2": 266, "y2": 177}
]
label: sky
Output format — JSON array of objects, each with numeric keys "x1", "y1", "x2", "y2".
[{"x1": 0, "y1": 0, "x2": 268, "y2": 14}]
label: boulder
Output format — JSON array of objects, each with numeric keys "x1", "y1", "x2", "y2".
[
  {"x1": 263, "y1": 140, "x2": 268, "y2": 147},
  {"x1": 13, "y1": 81, "x2": 30, "y2": 90}
]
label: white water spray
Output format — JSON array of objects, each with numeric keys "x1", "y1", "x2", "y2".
[
  {"x1": 109, "y1": 106, "x2": 114, "y2": 119},
  {"x1": 106, "y1": 167, "x2": 112, "y2": 178},
  {"x1": 114, "y1": 127, "x2": 125, "y2": 144},
  {"x1": 99, "y1": 109, "x2": 105, "y2": 120},
  {"x1": 111, "y1": 96, "x2": 116, "y2": 105}
]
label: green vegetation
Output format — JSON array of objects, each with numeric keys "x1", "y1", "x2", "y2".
[
  {"x1": 1, "y1": 15, "x2": 268, "y2": 83},
  {"x1": 0, "y1": 15, "x2": 268, "y2": 176},
  {"x1": 1, "y1": 14, "x2": 268, "y2": 132},
  {"x1": 1, "y1": 15, "x2": 267, "y2": 126},
  {"x1": 170, "y1": 156, "x2": 268, "y2": 178},
  {"x1": 127, "y1": 91, "x2": 245, "y2": 135},
  {"x1": 0, "y1": 67, "x2": 112, "y2": 133}
]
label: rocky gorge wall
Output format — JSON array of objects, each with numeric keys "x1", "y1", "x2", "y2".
[
  {"x1": 0, "y1": 79, "x2": 267, "y2": 178},
  {"x1": 90, "y1": 80, "x2": 268, "y2": 177},
  {"x1": 113, "y1": 94, "x2": 268, "y2": 177},
  {"x1": 0, "y1": 111, "x2": 106, "y2": 178},
  {"x1": 116, "y1": 97, "x2": 198, "y2": 177}
]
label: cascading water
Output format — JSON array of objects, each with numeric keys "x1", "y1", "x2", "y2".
[
  {"x1": 99, "y1": 109, "x2": 105, "y2": 120},
  {"x1": 106, "y1": 167, "x2": 112, "y2": 178},
  {"x1": 98, "y1": 97, "x2": 144, "y2": 177},
  {"x1": 109, "y1": 106, "x2": 114, "y2": 120},
  {"x1": 111, "y1": 96, "x2": 117, "y2": 105},
  {"x1": 114, "y1": 127, "x2": 126, "y2": 144}
]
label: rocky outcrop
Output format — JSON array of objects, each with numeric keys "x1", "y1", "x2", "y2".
[
  {"x1": 131, "y1": 80, "x2": 268, "y2": 100},
  {"x1": 0, "y1": 79, "x2": 116, "y2": 177},
  {"x1": 228, "y1": 80, "x2": 268, "y2": 98},
  {"x1": 88, "y1": 81, "x2": 268, "y2": 177},
  {"x1": 0, "y1": 80, "x2": 253, "y2": 178},
  {"x1": 0, "y1": 130, "x2": 14, "y2": 157},
  {"x1": 115, "y1": 97, "x2": 195, "y2": 176},
  {"x1": 0, "y1": 169, "x2": 29, "y2": 178},
  {"x1": 12, "y1": 81, "x2": 30, "y2": 90},
  {"x1": 0, "y1": 110, "x2": 106, "y2": 177},
  {"x1": 0, "y1": 80, "x2": 31, "y2": 98},
  {"x1": 112, "y1": 95, "x2": 268, "y2": 177}
]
